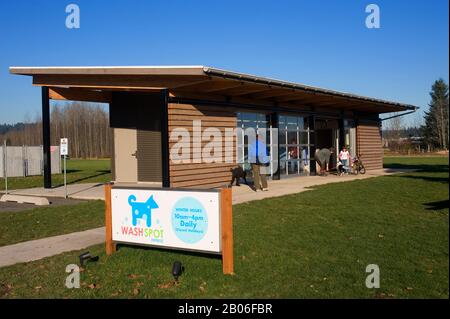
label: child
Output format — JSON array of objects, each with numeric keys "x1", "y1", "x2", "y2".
[{"x1": 338, "y1": 146, "x2": 351, "y2": 174}]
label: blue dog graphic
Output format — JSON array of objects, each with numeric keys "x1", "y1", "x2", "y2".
[{"x1": 128, "y1": 195, "x2": 159, "y2": 227}]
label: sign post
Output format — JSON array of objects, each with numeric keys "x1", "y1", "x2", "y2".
[
  {"x1": 3, "y1": 140, "x2": 7, "y2": 195},
  {"x1": 104, "y1": 185, "x2": 234, "y2": 275},
  {"x1": 60, "y1": 138, "x2": 68, "y2": 198}
]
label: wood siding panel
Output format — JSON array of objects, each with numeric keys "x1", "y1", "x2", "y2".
[
  {"x1": 168, "y1": 103, "x2": 237, "y2": 188},
  {"x1": 357, "y1": 121, "x2": 382, "y2": 170}
]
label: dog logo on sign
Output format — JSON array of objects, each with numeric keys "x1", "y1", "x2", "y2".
[{"x1": 128, "y1": 195, "x2": 159, "y2": 227}]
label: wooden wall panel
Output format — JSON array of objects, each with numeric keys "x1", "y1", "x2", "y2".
[
  {"x1": 168, "y1": 103, "x2": 237, "y2": 189},
  {"x1": 357, "y1": 121, "x2": 383, "y2": 170}
]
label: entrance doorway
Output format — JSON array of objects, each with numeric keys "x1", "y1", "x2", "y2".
[
  {"x1": 110, "y1": 92, "x2": 163, "y2": 184},
  {"x1": 315, "y1": 119, "x2": 339, "y2": 170},
  {"x1": 278, "y1": 115, "x2": 311, "y2": 176}
]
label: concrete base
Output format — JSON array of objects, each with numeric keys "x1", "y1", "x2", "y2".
[{"x1": 0, "y1": 194, "x2": 50, "y2": 206}]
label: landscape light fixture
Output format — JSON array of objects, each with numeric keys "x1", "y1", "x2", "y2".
[
  {"x1": 172, "y1": 261, "x2": 184, "y2": 281},
  {"x1": 79, "y1": 251, "x2": 99, "y2": 267}
]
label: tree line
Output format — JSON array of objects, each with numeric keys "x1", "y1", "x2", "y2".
[
  {"x1": 383, "y1": 78, "x2": 449, "y2": 153},
  {"x1": 422, "y1": 79, "x2": 449, "y2": 151},
  {"x1": 0, "y1": 102, "x2": 111, "y2": 158}
]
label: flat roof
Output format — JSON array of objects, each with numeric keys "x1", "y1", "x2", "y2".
[{"x1": 10, "y1": 65, "x2": 418, "y2": 113}]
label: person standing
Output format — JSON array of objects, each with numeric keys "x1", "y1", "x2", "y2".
[
  {"x1": 248, "y1": 134, "x2": 269, "y2": 192},
  {"x1": 338, "y1": 146, "x2": 351, "y2": 173},
  {"x1": 288, "y1": 138, "x2": 298, "y2": 173}
]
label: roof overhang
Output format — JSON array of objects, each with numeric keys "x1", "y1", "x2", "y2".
[{"x1": 9, "y1": 65, "x2": 418, "y2": 114}]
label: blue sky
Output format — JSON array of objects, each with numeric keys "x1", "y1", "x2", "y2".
[{"x1": 0, "y1": 0, "x2": 448, "y2": 125}]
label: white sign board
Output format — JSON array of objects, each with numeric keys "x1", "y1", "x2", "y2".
[
  {"x1": 60, "y1": 138, "x2": 68, "y2": 156},
  {"x1": 111, "y1": 188, "x2": 221, "y2": 253}
]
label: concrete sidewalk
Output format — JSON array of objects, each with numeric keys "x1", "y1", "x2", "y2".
[
  {"x1": 3, "y1": 182, "x2": 105, "y2": 200},
  {"x1": 231, "y1": 168, "x2": 414, "y2": 204},
  {"x1": 1, "y1": 168, "x2": 413, "y2": 204},
  {"x1": 0, "y1": 227, "x2": 105, "y2": 268},
  {"x1": 0, "y1": 167, "x2": 414, "y2": 268}
]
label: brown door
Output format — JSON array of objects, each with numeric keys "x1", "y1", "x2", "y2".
[
  {"x1": 137, "y1": 130, "x2": 162, "y2": 182},
  {"x1": 110, "y1": 91, "x2": 164, "y2": 184}
]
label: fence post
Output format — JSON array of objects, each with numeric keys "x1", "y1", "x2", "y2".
[
  {"x1": 221, "y1": 187, "x2": 234, "y2": 275},
  {"x1": 105, "y1": 182, "x2": 116, "y2": 255},
  {"x1": 22, "y1": 145, "x2": 26, "y2": 177},
  {"x1": 3, "y1": 141, "x2": 7, "y2": 194}
]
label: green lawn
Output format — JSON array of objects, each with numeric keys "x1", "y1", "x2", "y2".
[
  {"x1": 0, "y1": 200, "x2": 105, "y2": 247},
  {"x1": 0, "y1": 159, "x2": 111, "y2": 191},
  {"x1": 0, "y1": 156, "x2": 447, "y2": 298}
]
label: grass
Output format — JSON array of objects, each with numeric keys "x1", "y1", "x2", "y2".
[
  {"x1": 0, "y1": 156, "x2": 448, "y2": 298},
  {"x1": 0, "y1": 159, "x2": 111, "y2": 191},
  {"x1": 0, "y1": 200, "x2": 105, "y2": 247}
]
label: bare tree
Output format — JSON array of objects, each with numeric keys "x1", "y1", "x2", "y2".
[{"x1": 0, "y1": 102, "x2": 111, "y2": 158}]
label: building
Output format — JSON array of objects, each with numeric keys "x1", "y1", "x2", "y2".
[{"x1": 10, "y1": 66, "x2": 417, "y2": 189}]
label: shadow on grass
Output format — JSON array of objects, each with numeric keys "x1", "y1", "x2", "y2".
[
  {"x1": 424, "y1": 200, "x2": 449, "y2": 211},
  {"x1": 65, "y1": 169, "x2": 82, "y2": 174},
  {"x1": 394, "y1": 175, "x2": 449, "y2": 184},
  {"x1": 384, "y1": 163, "x2": 449, "y2": 173},
  {"x1": 53, "y1": 170, "x2": 111, "y2": 188},
  {"x1": 116, "y1": 243, "x2": 222, "y2": 261},
  {"x1": 384, "y1": 162, "x2": 449, "y2": 184}
]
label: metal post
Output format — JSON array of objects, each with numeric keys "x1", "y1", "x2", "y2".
[
  {"x1": 64, "y1": 155, "x2": 67, "y2": 198},
  {"x1": 42, "y1": 86, "x2": 52, "y2": 189},
  {"x1": 3, "y1": 140, "x2": 7, "y2": 194},
  {"x1": 269, "y1": 112, "x2": 280, "y2": 180}
]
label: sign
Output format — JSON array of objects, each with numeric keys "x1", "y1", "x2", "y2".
[
  {"x1": 111, "y1": 187, "x2": 221, "y2": 253},
  {"x1": 60, "y1": 138, "x2": 68, "y2": 156}
]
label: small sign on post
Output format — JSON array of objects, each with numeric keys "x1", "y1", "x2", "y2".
[{"x1": 60, "y1": 138, "x2": 68, "y2": 198}]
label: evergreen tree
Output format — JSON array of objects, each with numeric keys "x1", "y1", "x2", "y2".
[{"x1": 422, "y1": 79, "x2": 449, "y2": 150}]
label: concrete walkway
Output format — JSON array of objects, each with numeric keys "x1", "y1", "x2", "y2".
[
  {"x1": 231, "y1": 168, "x2": 413, "y2": 204},
  {"x1": 0, "y1": 227, "x2": 105, "y2": 268},
  {"x1": 3, "y1": 182, "x2": 106, "y2": 200},
  {"x1": 2, "y1": 168, "x2": 413, "y2": 204},
  {"x1": 0, "y1": 167, "x2": 413, "y2": 268}
]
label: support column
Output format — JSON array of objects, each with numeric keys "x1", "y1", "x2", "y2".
[
  {"x1": 42, "y1": 86, "x2": 52, "y2": 189},
  {"x1": 309, "y1": 114, "x2": 316, "y2": 176},
  {"x1": 269, "y1": 112, "x2": 280, "y2": 180},
  {"x1": 339, "y1": 111, "x2": 345, "y2": 151},
  {"x1": 161, "y1": 89, "x2": 170, "y2": 188}
]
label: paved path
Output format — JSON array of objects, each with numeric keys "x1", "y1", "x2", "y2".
[
  {"x1": 230, "y1": 168, "x2": 414, "y2": 204},
  {"x1": 0, "y1": 227, "x2": 105, "y2": 268},
  {"x1": 0, "y1": 167, "x2": 414, "y2": 268},
  {"x1": 2, "y1": 183, "x2": 106, "y2": 200},
  {"x1": 2, "y1": 182, "x2": 162, "y2": 201},
  {"x1": 1, "y1": 168, "x2": 414, "y2": 204}
]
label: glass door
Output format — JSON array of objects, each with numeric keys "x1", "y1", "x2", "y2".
[
  {"x1": 236, "y1": 112, "x2": 269, "y2": 171},
  {"x1": 279, "y1": 115, "x2": 311, "y2": 177}
]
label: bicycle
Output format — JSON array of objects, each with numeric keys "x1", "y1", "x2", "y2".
[{"x1": 351, "y1": 154, "x2": 366, "y2": 175}]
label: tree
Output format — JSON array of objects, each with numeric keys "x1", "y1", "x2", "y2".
[
  {"x1": 422, "y1": 79, "x2": 449, "y2": 150},
  {"x1": 0, "y1": 102, "x2": 111, "y2": 158}
]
